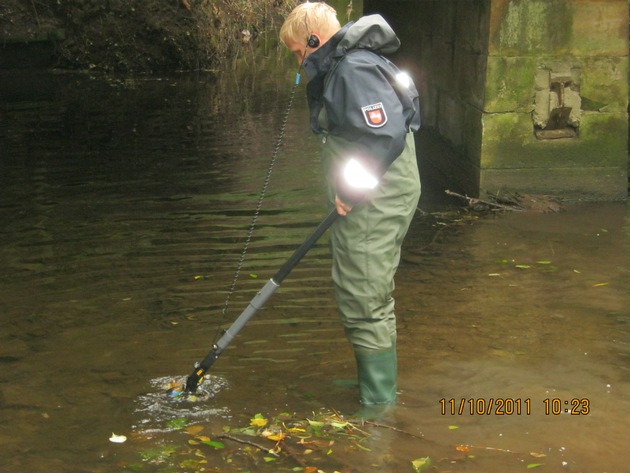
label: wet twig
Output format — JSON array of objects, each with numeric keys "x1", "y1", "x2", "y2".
[
  {"x1": 358, "y1": 419, "x2": 428, "y2": 441},
  {"x1": 217, "y1": 433, "x2": 279, "y2": 456},
  {"x1": 445, "y1": 189, "x2": 524, "y2": 212}
]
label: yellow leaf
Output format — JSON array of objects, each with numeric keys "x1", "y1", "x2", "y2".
[
  {"x1": 267, "y1": 433, "x2": 286, "y2": 441},
  {"x1": 593, "y1": 282, "x2": 609, "y2": 287},
  {"x1": 411, "y1": 457, "x2": 431, "y2": 472},
  {"x1": 287, "y1": 427, "x2": 306, "y2": 433},
  {"x1": 185, "y1": 425, "x2": 205, "y2": 436},
  {"x1": 530, "y1": 452, "x2": 546, "y2": 458},
  {"x1": 250, "y1": 416, "x2": 268, "y2": 427},
  {"x1": 196, "y1": 435, "x2": 211, "y2": 442}
]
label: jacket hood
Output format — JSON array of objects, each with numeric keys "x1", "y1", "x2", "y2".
[
  {"x1": 336, "y1": 14, "x2": 400, "y2": 56},
  {"x1": 302, "y1": 15, "x2": 400, "y2": 82}
]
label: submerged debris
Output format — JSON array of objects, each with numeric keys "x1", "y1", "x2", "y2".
[{"x1": 445, "y1": 190, "x2": 565, "y2": 213}]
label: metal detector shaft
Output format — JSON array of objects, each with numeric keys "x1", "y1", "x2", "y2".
[{"x1": 184, "y1": 209, "x2": 339, "y2": 393}]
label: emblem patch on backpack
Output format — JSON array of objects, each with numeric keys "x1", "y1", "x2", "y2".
[{"x1": 361, "y1": 102, "x2": 388, "y2": 128}]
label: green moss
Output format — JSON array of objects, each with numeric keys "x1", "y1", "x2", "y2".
[
  {"x1": 484, "y1": 56, "x2": 537, "y2": 112},
  {"x1": 480, "y1": 111, "x2": 627, "y2": 170},
  {"x1": 493, "y1": 0, "x2": 572, "y2": 56}
]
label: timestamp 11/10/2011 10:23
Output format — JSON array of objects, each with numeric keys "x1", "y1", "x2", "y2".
[{"x1": 439, "y1": 398, "x2": 591, "y2": 416}]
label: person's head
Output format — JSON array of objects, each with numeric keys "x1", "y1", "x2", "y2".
[{"x1": 280, "y1": 1, "x2": 341, "y2": 65}]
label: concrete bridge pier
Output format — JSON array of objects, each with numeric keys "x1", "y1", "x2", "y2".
[{"x1": 366, "y1": 0, "x2": 629, "y2": 201}]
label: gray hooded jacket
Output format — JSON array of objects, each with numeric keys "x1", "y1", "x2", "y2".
[{"x1": 303, "y1": 14, "x2": 421, "y2": 188}]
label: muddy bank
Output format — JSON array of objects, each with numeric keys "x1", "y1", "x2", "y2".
[{"x1": 0, "y1": 0, "x2": 297, "y2": 72}]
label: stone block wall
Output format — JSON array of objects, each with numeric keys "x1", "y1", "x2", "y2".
[
  {"x1": 482, "y1": 0, "x2": 628, "y2": 200},
  {"x1": 365, "y1": 0, "x2": 629, "y2": 201}
]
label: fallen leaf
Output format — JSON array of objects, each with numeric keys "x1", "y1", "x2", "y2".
[
  {"x1": 201, "y1": 440, "x2": 225, "y2": 449},
  {"x1": 109, "y1": 433, "x2": 127, "y2": 443},
  {"x1": 250, "y1": 414, "x2": 268, "y2": 427},
  {"x1": 185, "y1": 425, "x2": 205, "y2": 436},
  {"x1": 448, "y1": 425, "x2": 459, "y2": 430},
  {"x1": 287, "y1": 427, "x2": 306, "y2": 434},
  {"x1": 530, "y1": 452, "x2": 546, "y2": 458},
  {"x1": 455, "y1": 445, "x2": 470, "y2": 452},
  {"x1": 411, "y1": 456, "x2": 431, "y2": 472},
  {"x1": 527, "y1": 463, "x2": 544, "y2": 469},
  {"x1": 593, "y1": 282, "x2": 609, "y2": 287},
  {"x1": 307, "y1": 419, "x2": 325, "y2": 428}
]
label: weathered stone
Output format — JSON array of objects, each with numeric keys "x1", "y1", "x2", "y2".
[
  {"x1": 484, "y1": 56, "x2": 538, "y2": 112},
  {"x1": 366, "y1": 0, "x2": 628, "y2": 200}
]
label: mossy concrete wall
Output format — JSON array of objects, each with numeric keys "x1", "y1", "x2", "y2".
[{"x1": 365, "y1": 0, "x2": 629, "y2": 201}]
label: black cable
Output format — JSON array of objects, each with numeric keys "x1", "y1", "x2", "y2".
[{"x1": 211, "y1": 73, "x2": 302, "y2": 346}]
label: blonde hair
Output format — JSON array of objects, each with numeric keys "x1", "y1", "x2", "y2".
[{"x1": 280, "y1": 2, "x2": 341, "y2": 46}]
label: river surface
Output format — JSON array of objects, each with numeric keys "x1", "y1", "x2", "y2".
[{"x1": 1, "y1": 59, "x2": 629, "y2": 473}]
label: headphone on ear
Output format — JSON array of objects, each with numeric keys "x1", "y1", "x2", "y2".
[{"x1": 307, "y1": 34, "x2": 320, "y2": 49}]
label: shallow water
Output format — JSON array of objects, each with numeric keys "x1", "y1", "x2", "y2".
[{"x1": 1, "y1": 63, "x2": 629, "y2": 473}]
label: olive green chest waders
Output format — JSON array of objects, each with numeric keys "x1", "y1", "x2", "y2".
[{"x1": 321, "y1": 132, "x2": 421, "y2": 405}]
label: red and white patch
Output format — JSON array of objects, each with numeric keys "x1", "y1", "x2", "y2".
[{"x1": 361, "y1": 102, "x2": 388, "y2": 128}]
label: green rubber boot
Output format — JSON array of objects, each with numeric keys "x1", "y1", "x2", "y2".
[{"x1": 354, "y1": 342, "x2": 397, "y2": 406}]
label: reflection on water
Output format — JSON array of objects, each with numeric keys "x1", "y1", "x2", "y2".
[{"x1": 1, "y1": 62, "x2": 629, "y2": 472}]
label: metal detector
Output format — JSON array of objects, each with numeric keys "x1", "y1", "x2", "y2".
[{"x1": 183, "y1": 208, "x2": 338, "y2": 393}]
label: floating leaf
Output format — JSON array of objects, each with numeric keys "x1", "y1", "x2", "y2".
[
  {"x1": 179, "y1": 459, "x2": 207, "y2": 469},
  {"x1": 530, "y1": 452, "x2": 546, "y2": 458},
  {"x1": 307, "y1": 419, "x2": 325, "y2": 428},
  {"x1": 515, "y1": 264, "x2": 531, "y2": 269},
  {"x1": 287, "y1": 427, "x2": 307, "y2": 434},
  {"x1": 250, "y1": 413, "x2": 268, "y2": 427},
  {"x1": 536, "y1": 261, "x2": 552, "y2": 265},
  {"x1": 166, "y1": 417, "x2": 188, "y2": 430},
  {"x1": 249, "y1": 273, "x2": 258, "y2": 279},
  {"x1": 448, "y1": 425, "x2": 459, "y2": 430},
  {"x1": 355, "y1": 443, "x2": 371, "y2": 452},
  {"x1": 455, "y1": 445, "x2": 470, "y2": 452},
  {"x1": 593, "y1": 282, "x2": 609, "y2": 287},
  {"x1": 109, "y1": 433, "x2": 127, "y2": 443},
  {"x1": 330, "y1": 421, "x2": 349, "y2": 429},
  {"x1": 201, "y1": 440, "x2": 225, "y2": 449},
  {"x1": 411, "y1": 456, "x2": 431, "y2": 472},
  {"x1": 527, "y1": 463, "x2": 544, "y2": 469}
]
